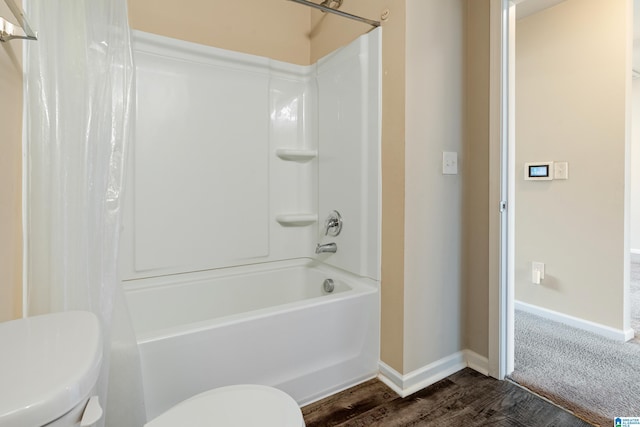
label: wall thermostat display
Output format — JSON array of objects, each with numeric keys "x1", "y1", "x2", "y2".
[{"x1": 524, "y1": 161, "x2": 554, "y2": 181}]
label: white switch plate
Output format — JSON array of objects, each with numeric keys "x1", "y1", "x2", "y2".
[
  {"x1": 554, "y1": 162, "x2": 569, "y2": 180},
  {"x1": 532, "y1": 261, "x2": 545, "y2": 284},
  {"x1": 443, "y1": 151, "x2": 458, "y2": 175}
]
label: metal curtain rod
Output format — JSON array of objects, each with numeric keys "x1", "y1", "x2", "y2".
[
  {"x1": 0, "y1": 0, "x2": 37, "y2": 42},
  {"x1": 288, "y1": 0, "x2": 380, "y2": 28}
]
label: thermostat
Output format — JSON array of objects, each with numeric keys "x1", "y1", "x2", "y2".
[{"x1": 524, "y1": 162, "x2": 554, "y2": 181}]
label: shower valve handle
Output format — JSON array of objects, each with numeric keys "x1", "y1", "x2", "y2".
[{"x1": 324, "y1": 211, "x2": 343, "y2": 236}]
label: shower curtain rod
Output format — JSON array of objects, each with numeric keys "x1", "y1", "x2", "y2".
[
  {"x1": 287, "y1": 0, "x2": 380, "y2": 28},
  {"x1": 0, "y1": 0, "x2": 37, "y2": 42}
]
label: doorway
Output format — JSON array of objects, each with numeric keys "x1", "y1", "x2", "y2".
[{"x1": 495, "y1": 0, "x2": 639, "y2": 423}]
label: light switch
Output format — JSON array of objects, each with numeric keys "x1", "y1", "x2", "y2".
[
  {"x1": 532, "y1": 262, "x2": 545, "y2": 285},
  {"x1": 443, "y1": 152, "x2": 458, "y2": 175},
  {"x1": 554, "y1": 162, "x2": 569, "y2": 180}
]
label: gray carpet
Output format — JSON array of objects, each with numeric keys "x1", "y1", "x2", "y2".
[{"x1": 510, "y1": 310, "x2": 640, "y2": 426}]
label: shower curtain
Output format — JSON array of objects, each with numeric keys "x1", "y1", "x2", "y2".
[{"x1": 24, "y1": 1, "x2": 145, "y2": 425}]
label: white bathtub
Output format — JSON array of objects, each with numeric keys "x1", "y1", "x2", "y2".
[{"x1": 124, "y1": 259, "x2": 380, "y2": 419}]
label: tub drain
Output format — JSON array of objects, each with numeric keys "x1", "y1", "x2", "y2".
[{"x1": 323, "y1": 278, "x2": 335, "y2": 293}]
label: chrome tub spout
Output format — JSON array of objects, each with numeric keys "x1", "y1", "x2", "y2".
[{"x1": 316, "y1": 243, "x2": 337, "y2": 254}]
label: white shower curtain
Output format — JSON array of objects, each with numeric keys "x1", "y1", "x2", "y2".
[{"x1": 24, "y1": 1, "x2": 145, "y2": 425}]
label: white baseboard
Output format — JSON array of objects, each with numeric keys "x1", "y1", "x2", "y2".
[
  {"x1": 377, "y1": 363, "x2": 406, "y2": 397},
  {"x1": 464, "y1": 349, "x2": 489, "y2": 376},
  {"x1": 515, "y1": 300, "x2": 635, "y2": 342},
  {"x1": 378, "y1": 350, "x2": 489, "y2": 398},
  {"x1": 378, "y1": 353, "x2": 465, "y2": 397}
]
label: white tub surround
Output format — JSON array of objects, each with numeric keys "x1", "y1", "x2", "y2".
[
  {"x1": 121, "y1": 29, "x2": 382, "y2": 421},
  {"x1": 121, "y1": 29, "x2": 381, "y2": 281},
  {"x1": 125, "y1": 261, "x2": 379, "y2": 419},
  {"x1": 122, "y1": 32, "x2": 315, "y2": 278}
]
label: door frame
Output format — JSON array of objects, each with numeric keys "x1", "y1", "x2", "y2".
[{"x1": 488, "y1": 0, "x2": 514, "y2": 380}]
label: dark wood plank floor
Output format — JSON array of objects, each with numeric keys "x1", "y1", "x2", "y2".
[{"x1": 302, "y1": 368, "x2": 593, "y2": 426}]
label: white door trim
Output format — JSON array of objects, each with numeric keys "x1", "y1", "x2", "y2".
[{"x1": 488, "y1": 0, "x2": 514, "y2": 380}]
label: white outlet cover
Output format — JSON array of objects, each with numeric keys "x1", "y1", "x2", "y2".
[{"x1": 443, "y1": 151, "x2": 458, "y2": 175}]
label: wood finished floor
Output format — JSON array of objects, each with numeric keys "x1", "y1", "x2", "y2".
[{"x1": 302, "y1": 368, "x2": 593, "y2": 427}]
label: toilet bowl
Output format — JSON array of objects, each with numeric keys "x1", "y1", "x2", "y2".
[
  {"x1": 145, "y1": 384, "x2": 305, "y2": 427},
  {"x1": 0, "y1": 311, "x2": 305, "y2": 427}
]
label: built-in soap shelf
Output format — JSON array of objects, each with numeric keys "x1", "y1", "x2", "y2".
[
  {"x1": 275, "y1": 148, "x2": 318, "y2": 162},
  {"x1": 276, "y1": 213, "x2": 318, "y2": 226}
]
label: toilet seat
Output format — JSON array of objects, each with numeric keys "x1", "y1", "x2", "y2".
[{"x1": 145, "y1": 385, "x2": 305, "y2": 427}]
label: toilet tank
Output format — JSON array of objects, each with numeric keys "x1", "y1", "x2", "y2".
[{"x1": 0, "y1": 311, "x2": 103, "y2": 427}]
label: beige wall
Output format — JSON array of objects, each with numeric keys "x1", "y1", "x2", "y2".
[
  {"x1": 128, "y1": 0, "x2": 311, "y2": 65},
  {"x1": 0, "y1": 4, "x2": 23, "y2": 322},
  {"x1": 309, "y1": 1, "x2": 383, "y2": 62},
  {"x1": 515, "y1": 0, "x2": 628, "y2": 329},
  {"x1": 464, "y1": 0, "x2": 491, "y2": 358},
  {"x1": 404, "y1": 0, "x2": 465, "y2": 372},
  {"x1": 378, "y1": 0, "x2": 406, "y2": 374}
]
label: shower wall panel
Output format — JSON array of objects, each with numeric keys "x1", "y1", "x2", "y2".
[
  {"x1": 317, "y1": 29, "x2": 381, "y2": 281},
  {"x1": 133, "y1": 46, "x2": 269, "y2": 273},
  {"x1": 121, "y1": 32, "x2": 317, "y2": 279}
]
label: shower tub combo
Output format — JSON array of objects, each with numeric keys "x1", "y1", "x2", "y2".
[
  {"x1": 122, "y1": 24, "x2": 381, "y2": 420},
  {"x1": 125, "y1": 260, "x2": 379, "y2": 419}
]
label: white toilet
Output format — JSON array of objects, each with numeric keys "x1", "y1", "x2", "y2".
[
  {"x1": 144, "y1": 385, "x2": 304, "y2": 427},
  {"x1": 0, "y1": 311, "x2": 104, "y2": 427},
  {"x1": 0, "y1": 311, "x2": 305, "y2": 427}
]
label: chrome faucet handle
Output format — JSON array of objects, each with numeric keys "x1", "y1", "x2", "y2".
[{"x1": 324, "y1": 210, "x2": 343, "y2": 236}]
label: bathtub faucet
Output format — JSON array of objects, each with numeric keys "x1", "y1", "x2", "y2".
[{"x1": 316, "y1": 242, "x2": 337, "y2": 254}]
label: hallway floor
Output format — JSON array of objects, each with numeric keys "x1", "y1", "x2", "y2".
[
  {"x1": 302, "y1": 368, "x2": 591, "y2": 426},
  {"x1": 502, "y1": 256, "x2": 640, "y2": 425}
]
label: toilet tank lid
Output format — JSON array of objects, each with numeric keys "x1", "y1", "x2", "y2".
[{"x1": 0, "y1": 311, "x2": 103, "y2": 427}]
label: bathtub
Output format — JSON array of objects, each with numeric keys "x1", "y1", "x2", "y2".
[{"x1": 124, "y1": 259, "x2": 380, "y2": 419}]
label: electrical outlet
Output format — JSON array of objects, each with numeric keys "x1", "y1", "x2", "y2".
[{"x1": 443, "y1": 151, "x2": 458, "y2": 175}]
